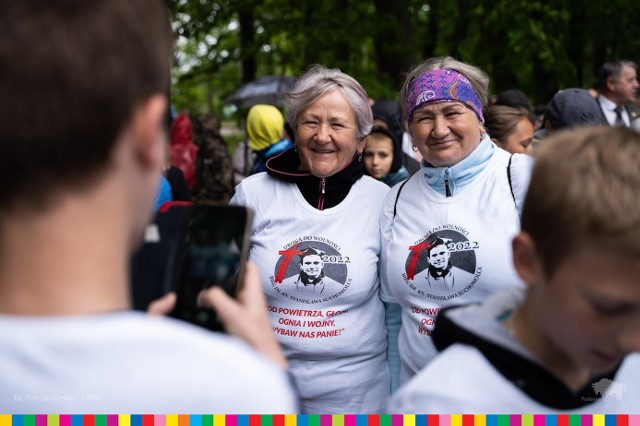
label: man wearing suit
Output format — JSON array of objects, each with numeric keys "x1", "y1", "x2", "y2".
[{"x1": 595, "y1": 60, "x2": 640, "y2": 131}]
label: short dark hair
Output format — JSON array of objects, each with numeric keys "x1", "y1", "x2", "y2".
[
  {"x1": 595, "y1": 60, "x2": 638, "y2": 91},
  {"x1": 0, "y1": 0, "x2": 173, "y2": 212},
  {"x1": 483, "y1": 105, "x2": 533, "y2": 147},
  {"x1": 495, "y1": 89, "x2": 531, "y2": 110}
]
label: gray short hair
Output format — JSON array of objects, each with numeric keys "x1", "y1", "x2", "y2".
[
  {"x1": 284, "y1": 64, "x2": 373, "y2": 140},
  {"x1": 595, "y1": 60, "x2": 638, "y2": 91},
  {"x1": 399, "y1": 57, "x2": 490, "y2": 124}
]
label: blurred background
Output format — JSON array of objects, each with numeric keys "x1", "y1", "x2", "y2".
[{"x1": 167, "y1": 0, "x2": 640, "y2": 146}]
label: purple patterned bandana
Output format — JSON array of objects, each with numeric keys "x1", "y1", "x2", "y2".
[{"x1": 405, "y1": 68, "x2": 484, "y2": 124}]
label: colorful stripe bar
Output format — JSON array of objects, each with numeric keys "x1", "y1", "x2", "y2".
[{"x1": 1, "y1": 416, "x2": 639, "y2": 426}]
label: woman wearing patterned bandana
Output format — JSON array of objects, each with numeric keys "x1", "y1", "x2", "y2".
[{"x1": 380, "y1": 57, "x2": 535, "y2": 387}]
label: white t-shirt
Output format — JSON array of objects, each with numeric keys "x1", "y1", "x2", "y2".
[
  {"x1": 389, "y1": 345, "x2": 640, "y2": 413},
  {"x1": 380, "y1": 148, "x2": 533, "y2": 384},
  {"x1": 387, "y1": 287, "x2": 640, "y2": 414},
  {"x1": 0, "y1": 312, "x2": 298, "y2": 413},
  {"x1": 231, "y1": 173, "x2": 390, "y2": 413}
]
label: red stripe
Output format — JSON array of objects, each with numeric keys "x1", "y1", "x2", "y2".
[
  {"x1": 427, "y1": 415, "x2": 439, "y2": 426},
  {"x1": 84, "y1": 416, "x2": 95, "y2": 426},
  {"x1": 557, "y1": 415, "x2": 569, "y2": 426},
  {"x1": 272, "y1": 415, "x2": 284, "y2": 426},
  {"x1": 143, "y1": 415, "x2": 154, "y2": 426}
]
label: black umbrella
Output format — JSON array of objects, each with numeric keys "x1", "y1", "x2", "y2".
[{"x1": 225, "y1": 75, "x2": 296, "y2": 110}]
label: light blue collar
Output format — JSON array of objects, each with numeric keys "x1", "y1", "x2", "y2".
[{"x1": 421, "y1": 134, "x2": 495, "y2": 196}]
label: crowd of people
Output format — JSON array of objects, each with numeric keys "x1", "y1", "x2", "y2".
[{"x1": 2, "y1": 0, "x2": 640, "y2": 415}]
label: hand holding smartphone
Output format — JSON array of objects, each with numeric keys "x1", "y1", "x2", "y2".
[{"x1": 170, "y1": 204, "x2": 253, "y2": 331}]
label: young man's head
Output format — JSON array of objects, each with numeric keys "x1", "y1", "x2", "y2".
[
  {"x1": 426, "y1": 237, "x2": 451, "y2": 273},
  {"x1": 298, "y1": 247, "x2": 325, "y2": 282},
  {"x1": 513, "y1": 127, "x2": 640, "y2": 388},
  {"x1": 0, "y1": 0, "x2": 173, "y2": 222}
]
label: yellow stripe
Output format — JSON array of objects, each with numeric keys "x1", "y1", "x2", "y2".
[
  {"x1": 451, "y1": 415, "x2": 463, "y2": 426},
  {"x1": 0, "y1": 414, "x2": 11, "y2": 426},
  {"x1": 522, "y1": 415, "x2": 533, "y2": 426},
  {"x1": 404, "y1": 415, "x2": 416, "y2": 426},
  {"x1": 284, "y1": 415, "x2": 296, "y2": 426},
  {"x1": 213, "y1": 415, "x2": 225, "y2": 426},
  {"x1": 474, "y1": 415, "x2": 486, "y2": 426},
  {"x1": 165, "y1": 415, "x2": 178, "y2": 426},
  {"x1": 593, "y1": 415, "x2": 605, "y2": 426},
  {"x1": 119, "y1": 415, "x2": 131, "y2": 426}
]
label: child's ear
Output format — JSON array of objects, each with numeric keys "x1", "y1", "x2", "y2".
[
  {"x1": 512, "y1": 232, "x2": 544, "y2": 287},
  {"x1": 131, "y1": 94, "x2": 167, "y2": 169}
]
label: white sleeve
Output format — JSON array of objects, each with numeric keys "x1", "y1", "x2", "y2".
[
  {"x1": 379, "y1": 182, "x2": 403, "y2": 303},
  {"x1": 508, "y1": 153, "x2": 535, "y2": 216},
  {"x1": 229, "y1": 182, "x2": 247, "y2": 207}
]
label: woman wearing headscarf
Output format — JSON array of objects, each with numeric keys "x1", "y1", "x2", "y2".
[
  {"x1": 380, "y1": 57, "x2": 534, "y2": 386},
  {"x1": 231, "y1": 65, "x2": 390, "y2": 413}
]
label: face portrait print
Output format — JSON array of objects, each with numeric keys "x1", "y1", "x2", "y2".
[
  {"x1": 300, "y1": 253, "x2": 324, "y2": 281},
  {"x1": 428, "y1": 243, "x2": 451, "y2": 274},
  {"x1": 272, "y1": 240, "x2": 350, "y2": 303}
]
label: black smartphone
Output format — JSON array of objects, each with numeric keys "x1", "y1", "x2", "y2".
[{"x1": 170, "y1": 204, "x2": 253, "y2": 331}]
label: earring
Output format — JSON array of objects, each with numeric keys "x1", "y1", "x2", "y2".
[
  {"x1": 294, "y1": 144, "x2": 298, "y2": 152},
  {"x1": 358, "y1": 152, "x2": 363, "y2": 162},
  {"x1": 412, "y1": 145, "x2": 419, "y2": 152}
]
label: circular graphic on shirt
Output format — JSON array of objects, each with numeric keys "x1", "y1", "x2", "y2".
[
  {"x1": 402, "y1": 225, "x2": 482, "y2": 301},
  {"x1": 269, "y1": 237, "x2": 351, "y2": 304}
]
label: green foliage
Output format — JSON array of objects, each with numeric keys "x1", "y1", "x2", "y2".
[{"x1": 168, "y1": 0, "x2": 640, "y2": 113}]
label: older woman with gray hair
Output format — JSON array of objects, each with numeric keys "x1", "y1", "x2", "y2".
[
  {"x1": 231, "y1": 64, "x2": 390, "y2": 412},
  {"x1": 379, "y1": 57, "x2": 534, "y2": 386}
]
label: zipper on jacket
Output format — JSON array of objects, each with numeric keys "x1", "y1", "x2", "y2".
[
  {"x1": 444, "y1": 169, "x2": 452, "y2": 197},
  {"x1": 318, "y1": 178, "x2": 326, "y2": 210}
]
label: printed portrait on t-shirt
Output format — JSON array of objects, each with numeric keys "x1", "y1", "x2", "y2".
[
  {"x1": 269, "y1": 238, "x2": 351, "y2": 304},
  {"x1": 402, "y1": 226, "x2": 481, "y2": 301}
]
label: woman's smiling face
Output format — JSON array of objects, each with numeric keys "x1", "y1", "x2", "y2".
[
  {"x1": 296, "y1": 89, "x2": 364, "y2": 178},
  {"x1": 409, "y1": 101, "x2": 483, "y2": 167}
]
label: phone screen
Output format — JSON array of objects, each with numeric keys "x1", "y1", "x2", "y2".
[{"x1": 171, "y1": 205, "x2": 252, "y2": 331}]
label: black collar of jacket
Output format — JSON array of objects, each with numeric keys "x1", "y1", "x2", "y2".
[
  {"x1": 265, "y1": 147, "x2": 363, "y2": 210},
  {"x1": 432, "y1": 306, "x2": 621, "y2": 410}
]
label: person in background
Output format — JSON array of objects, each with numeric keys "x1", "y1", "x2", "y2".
[
  {"x1": 388, "y1": 126, "x2": 640, "y2": 413},
  {"x1": 371, "y1": 99, "x2": 420, "y2": 174},
  {"x1": 380, "y1": 57, "x2": 534, "y2": 387},
  {"x1": 483, "y1": 105, "x2": 535, "y2": 154},
  {"x1": 363, "y1": 127, "x2": 410, "y2": 187},
  {"x1": 231, "y1": 64, "x2": 390, "y2": 413},
  {"x1": 495, "y1": 89, "x2": 531, "y2": 110},
  {"x1": 595, "y1": 60, "x2": 640, "y2": 130},
  {"x1": 534, "y1": 88, "x2": 604, "y2": 141},
  {"x1": 169, "y1": 112, "x2": 199, "y2": 188},
  {"x1": 0, "y1": 0, "x2": 297, "y2": 413},
  {"x1": 494, "y1": 89, "x2": 540, "y2": 130},
  {"x1": 191, "y1": 112, "x2": 234, "y2": 204},
  {"x1": 246, "y1": 104, "x2": 294, "y2": 175}
]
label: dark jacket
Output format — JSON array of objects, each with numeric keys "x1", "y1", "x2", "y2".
[{"x1": 265, "y1": 147, "x2": 363, "y2": 210}]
